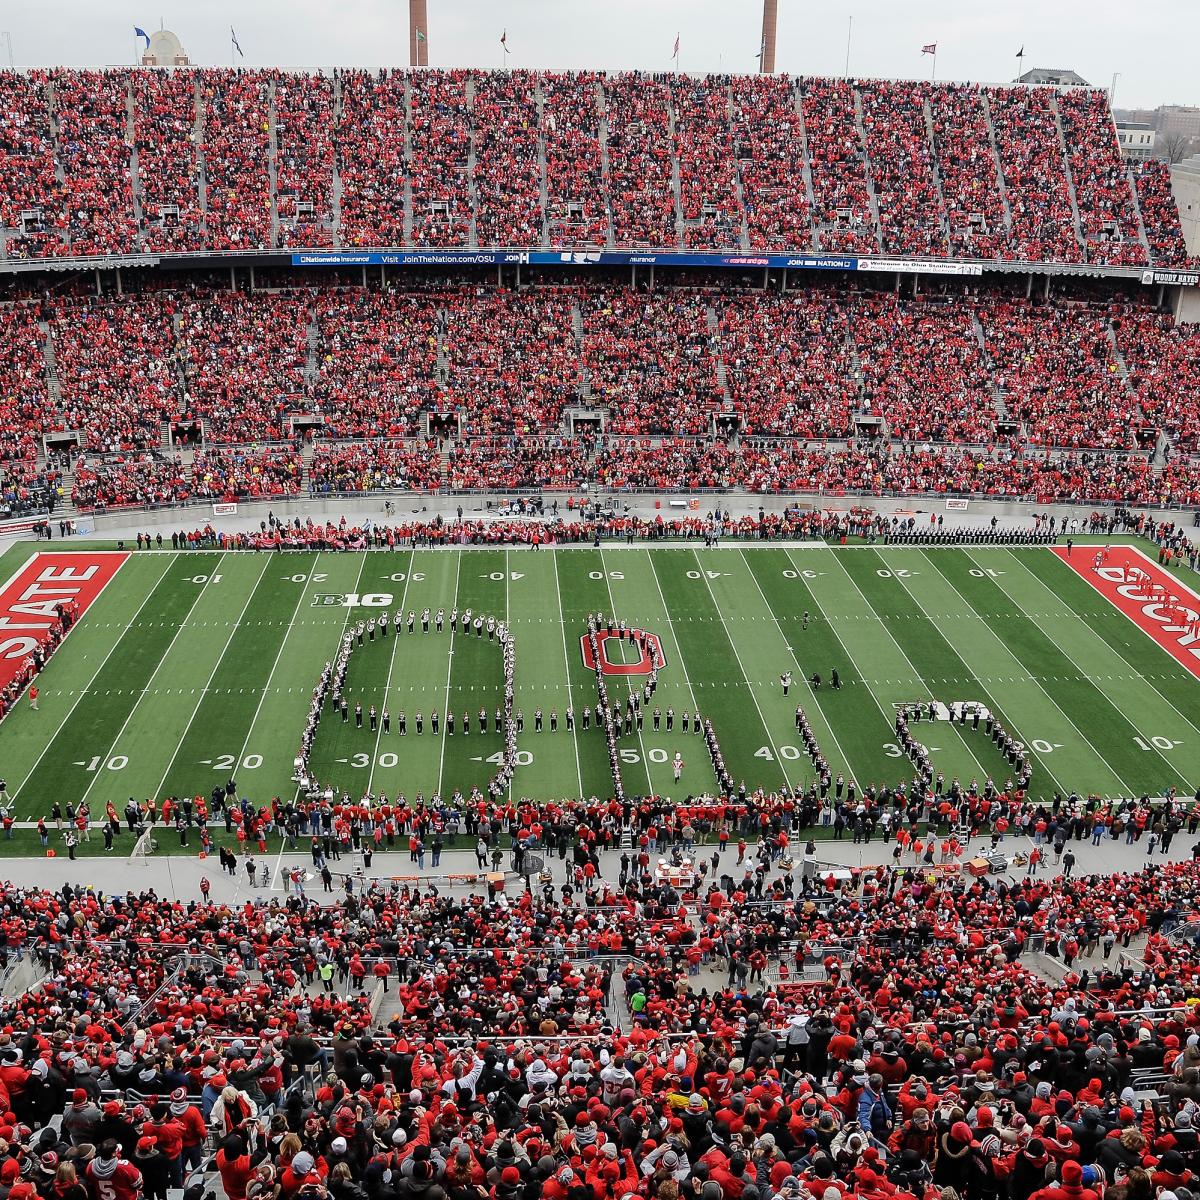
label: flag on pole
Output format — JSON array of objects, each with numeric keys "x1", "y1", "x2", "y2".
[
  {"x1": 501, "y1": 29, "x2": 509, "y2": 54},
  {"x1": 134, "y1": 26, "x2": 150, "y2": 52},
  {"x1": 756, "y1": 37, "x2": 766, "y2": 60},
  {"x1": 416, "y1": 28, "x2": 426, "y2": 42},
  {"x1": 921, "y1": 43, "x2": 937, "y2": 55},
  {"x1": 230, "y1": 26, "x2": 244, "y2": 57},
  {"x1": 1016, "y1": 45, "x2": 1025, "y2": 57},
  {"x1": 673, "y1": 33, "x2": 680, "y2": 57}
]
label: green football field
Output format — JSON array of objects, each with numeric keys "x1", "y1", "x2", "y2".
[{"x1": 0, "y1": 540, "x2": 1198, "y2": 847}]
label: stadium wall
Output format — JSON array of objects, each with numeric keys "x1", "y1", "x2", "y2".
[{"x1": 72, "y1": 492, "x2": 1199, "y2": 538}]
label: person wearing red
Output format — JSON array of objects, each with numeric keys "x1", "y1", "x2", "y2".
[
  {"x1": 86, "y1": 1140, "x2": 143, "y2": 1200},
  {"x1": 168, "y1": 1088, "x2": 207, "y2": 1174},
  {"x1": 215, "y1": 1135, "x2": 255, "y2": 1200},
  {"x1": 1029, "y1": 1161, "x2": 1099, "y2": 1200}
]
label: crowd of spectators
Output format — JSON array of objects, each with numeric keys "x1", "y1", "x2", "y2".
[
  {"x1": 275, "y1": 73, "x2": 336, "y2": 249},
  {"x1": 132, "y1": 69, "x2": 206, "y2": 253},
  {"x1": 988, "y1": 87, "x2": 1084, "y2": 264},
  {"x1": 0, "y1": 69, "x2": 1193, "y2": 267},
  {"x1": 309, "y1": 442, "x2": 444, "y2": 494},
  {"x1": 857, "y1": 82, "x2": 949, "y2": 258},
  {"x1": 4, "y1": 799, "x2": 1200, "y2": 1200},
  {"x1": 800, "y1": 78, "x2": 881, "y2": 255},
  {"x1": 200, "y1": 69, "x2": 273, "y2": 252}
]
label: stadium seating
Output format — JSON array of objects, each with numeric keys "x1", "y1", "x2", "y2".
[
  {"x1": 0, "y1": 68, "x2": 1190, "y2": 266},
  {"x1": 0, "y1": 279, "x2": 1189, "y2": 511}
]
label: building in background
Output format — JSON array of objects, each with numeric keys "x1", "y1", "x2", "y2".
[
  {"x1": 140, "y1": 29, "x2": 188, "y2": 66},
  {"x1": 1116, "y1": 121, "x2": 1156, "y2": 159},
  {"x1": 1016, "y1": 67, "x2": 1090, "y2": 86}
]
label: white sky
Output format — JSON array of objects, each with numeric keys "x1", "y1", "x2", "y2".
[{"x1": 3, "y1": 0, "x2": 1195, "y2": 110}]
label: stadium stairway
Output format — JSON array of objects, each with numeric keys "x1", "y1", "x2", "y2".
[
  {"x1": 465, "y1": 75, "x2": 480, "y2": 247},
  {"x1": 1049, "y1": 92, "x2": 1088, "y2": 254},
  {"x1": 665, "y1": 90, "x2": 686, "y2": 244},
  {"x1": 969, "y1": 310, "x2": 1010, "y2": 419},
  {"x1": 267, "y1": 79, "x2": 281, "y2": 250},
  {"x1": 726, "y1": 85, "x2": 752, "y2": 251},
  {"x1": 39, "y1": 320, "x2": 63, "y2": 410},
  {"x1": 535, "y1": 77, "x2": 551, "y2": 248},
  {"x1": 850, "y1": 89, "x2": 886, "y2": 253},
  {"x1": 331, "y1": 74, "x2": 345, "y2": 247},
  {"x1": 979, "y1": 92, "x2": 1016, "y2": 237},
  {"x1": 402, "y1": 77, "x2": 415, "y2": 246},
  {"x1": 596, "y1": 79, "x2": 615, "y2": 248},
  {"x1": 125, "y1": 79, "x2": 147, "y2": 244},
  {"x1": 921, "y1": 98, "x2": 955, "y2": 251},
  {"x1": 1126, "y1": 164, "x2": 1154, "y2": 260},
  {"x1": 792, "y1": 86, "x2": 821, "y2": 246}
]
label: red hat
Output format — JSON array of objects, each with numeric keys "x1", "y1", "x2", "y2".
[
  {"x1": 136, "y1": 1137, "x2": 157, "y2": 1153},
  {"x1": 72, "y1": 1089, "x2": 87, "y2": 1104},
  {"x1": 103, "y1": 1101, "x2": 122, "y2": 1117},
  {"x1": 1062, "y1": 1162, "x2": 1083, "y2": 1186},
  {"x1": 500, "y1": 1167, "x2": 521, "y2": 1187},
  {"x1": 1120, "y1": 1106, "x2": 1136, "y2": 1123},
  {"x1": 575, "y1": 1112, "x2": 591, "y2": 1127},
  {"x1": 951, "y1": 1122, "x2": 973, "y2": 1144},
  {"x1": 9, "y1": 1185, "x2": 35, "y2": 1200}
]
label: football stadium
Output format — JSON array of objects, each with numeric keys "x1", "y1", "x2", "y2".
[{"x1": 0, "y1": 4, "x2": 1199, "y2": 1200}]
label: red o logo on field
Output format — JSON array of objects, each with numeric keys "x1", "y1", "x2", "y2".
[{"x1": 580, "y1": 630, "x2": 666, "y2": 676}]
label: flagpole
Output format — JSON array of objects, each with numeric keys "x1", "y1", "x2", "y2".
[
  {"x1": 844, "y1": 16, "x2": 853, "y2": 79},
  {"x1": 931, "y1": 49, "x2": 936, "y2": 82}
]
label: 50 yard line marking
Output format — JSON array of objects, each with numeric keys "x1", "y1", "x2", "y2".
[
  {"x1": 598, "y1": 548, "x2": 654, "y2": 796},
  {"x1": 435, "y1": 552, "x2": 463, "y2": 799},
  {"x1": 74, "y1": 553, "x2": 233, "y2": 812},
  {"x1": 551, "y1": 549, "x2": 585, "y2": 799},
  {"x1": 150, "y1": 555, "x2": 271, "y2": 799},
  {"x1": 11, "y1": 555, "x2": 176, "y2": 811},
  {"x1": 366, "y1": 550, "x2": 413, "y2": 795}
]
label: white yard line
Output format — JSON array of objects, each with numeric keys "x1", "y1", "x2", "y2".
[
  {"x1": 75, "y1": 554, "x2": 232, "y2": 812},
  {"x1": 598, "y1": 549, "x2": 654, "y2": 796},
  {"x1": 234, "y1": 552, "x2": 325, "y2": 771},
  {"x1": 550, "y1": 549, "x2": 585, "y2": 799},
  {"x1": 824, "y1": 547, "x2": 993, "y2": 783},
  {"x1": 783, "y1": 547, "x2": 960, "y2": 785},
  {"x1": 687, "y1": 548, "x2": 787, "y2": 776},
  {"x1": 737, "y1": 546, "x2": 857, "y2": 784},
  {"x1": 924, "y1": 548, "x2": 1138, "y2": 796},
  {"x1": 367, "y1": 552, "x2": 413, "y2": 795},
  {"x1": 436, "y1": 552, "x2": 463, "y2": 798},
  {"x1": 878, "y1": 548, "x2": 1069, "y2": 795},
  {"x1": 11, "y1": 556, "x2": 175, "y2": 810},
  {"x1": 150, "y1": 555, "x2": 271, "y2": 800}
]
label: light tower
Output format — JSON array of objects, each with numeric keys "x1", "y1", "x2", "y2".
[
  {"x1": 760, "y1": 0, "x2": 778, "y2": 73},
  {"x1": 409, "y1": 0, "x2": 429, "y2": 66}
]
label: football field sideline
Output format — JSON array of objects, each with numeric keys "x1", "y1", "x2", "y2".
[{"x1": 0, "y1": 541, "x2": 1194, "y2": 827}]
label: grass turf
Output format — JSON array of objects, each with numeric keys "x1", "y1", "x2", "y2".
[{"x1": 0, "y1": 540, "x2": 1194, "y2": 853}]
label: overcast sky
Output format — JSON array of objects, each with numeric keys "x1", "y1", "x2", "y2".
[{"x1": 3, "y1": 0, "x2": 1195, "y2": 110}]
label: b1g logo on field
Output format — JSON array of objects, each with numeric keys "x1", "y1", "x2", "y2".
[
  {"x1": 312, "y1": 593, "x2": 393, "y2": 607},
  {"x1": 580, "y1": 629, "x2": 666, "y2": 676}
]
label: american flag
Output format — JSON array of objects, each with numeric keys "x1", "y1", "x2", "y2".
[{"x1": 921, "y1": 43, "x2": 937, "y2": 55}]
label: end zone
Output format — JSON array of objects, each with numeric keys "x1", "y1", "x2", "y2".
[
  {"x1": 0, "y1": 552, "x2": 130, "y2": 693},
  {"x1": 1049, "y1": 544, "x2": 1200, "y2": 681}
]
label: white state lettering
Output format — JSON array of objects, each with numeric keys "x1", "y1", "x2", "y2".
[
  {"x1": 9, "y1": 599, "x2": 71, "y2": 618},
  {"x1": 1096, "y1": 568, "x2": 1125, "y2": 583},
  {"x1": 37, "y1": 566, "x2": 98, "y2": 582},
  {"x1": 0, "y1": 637, "x2": 39, "y2": 660},
  {"x1": 0, "y1": 616, "x2": 49, "y2": 630},
  {"x1": 1143, "y1": 603, "x2": 1172, "y2": 624},
  {"x1": 17, "y1": 584, "x2": 77, "y2": 601}
]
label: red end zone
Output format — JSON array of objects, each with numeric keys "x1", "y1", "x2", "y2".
[
  {"x1": 0, "y1": 552, "x2": 129, "y2": 693},
  {"x1": 1050, "y1": 545, "x2": 1200, "y2": 680}
]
